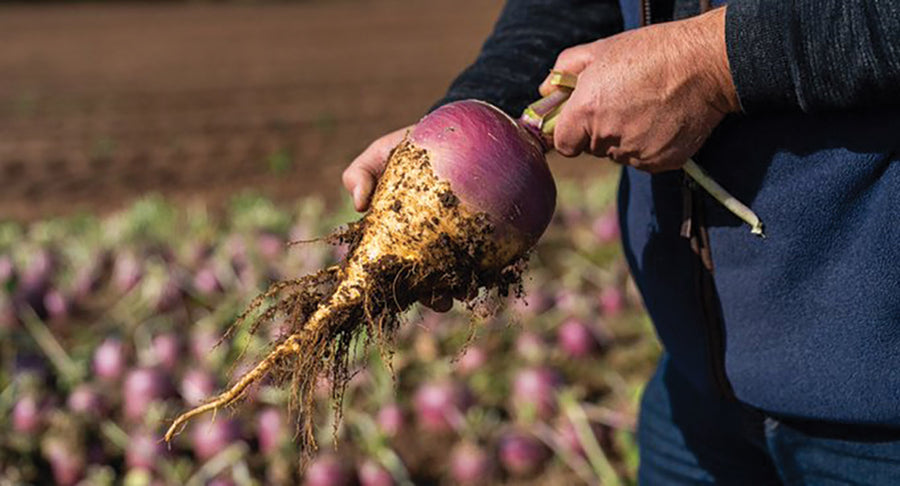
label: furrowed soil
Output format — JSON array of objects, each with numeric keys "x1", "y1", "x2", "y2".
[{"x1": 0, "y1": 0, "x2": 606, "y2": 222}]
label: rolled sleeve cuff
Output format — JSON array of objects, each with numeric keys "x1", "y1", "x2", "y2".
[{"x1": 725, "y1": 0, "x2": 800, "y2": 113}]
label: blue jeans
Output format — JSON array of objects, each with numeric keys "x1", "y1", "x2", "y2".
[{"x1": 638, "y1": 355, "x2": 900, "y2": 485}]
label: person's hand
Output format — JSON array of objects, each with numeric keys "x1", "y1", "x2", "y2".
[
  {"x1": 539, "y1": 7, "x2": 740, "y2": 173},
  {"x1": 342, "y1": 126, "x2": 410, "y2": 212},
  {"x1": 342, "y1": 125, "x2": 455, "y2": 312}
]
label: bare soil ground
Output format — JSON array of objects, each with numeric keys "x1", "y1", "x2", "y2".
[{"x1": 0, "y1": 1, "x2": 605, "y2": 222}]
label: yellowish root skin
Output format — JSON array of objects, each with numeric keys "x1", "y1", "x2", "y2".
[{"x1": 165, "y1": 138, "x2": 524, "y2": 449}]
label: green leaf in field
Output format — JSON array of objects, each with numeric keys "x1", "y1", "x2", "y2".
[
  {"x1": 229, "y1": 192, "x2": 291, "y2": 233},
  {"x1": 267, "y1": 148, "x2": 293, "y2": 175}
]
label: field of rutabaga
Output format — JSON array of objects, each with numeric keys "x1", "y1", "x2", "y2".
[
  {"x1": 0, "y1": 175, "x2": 660, "y2": 486},
  {"x1": 1, "y1": 2, "x2": 662, "y2": 484}
]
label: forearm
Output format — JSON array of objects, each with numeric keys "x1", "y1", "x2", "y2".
[
  {"x1": 433, "y1": 0, "x2": 623, "y2": 116},
  {"x1": 727, "y1": 0, "x2": 900, "y2": 113}
]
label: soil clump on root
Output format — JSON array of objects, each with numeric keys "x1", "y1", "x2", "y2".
[{"x1": 165, "y1": 138, "x2": 527, "y2": 463}]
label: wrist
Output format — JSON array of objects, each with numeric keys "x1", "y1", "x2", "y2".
[{"x1": 684, "y1": 7, "x2": 741, "y2": 114}]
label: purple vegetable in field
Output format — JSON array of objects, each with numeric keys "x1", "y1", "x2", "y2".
[
  {"x1": 0, "y1": 295, "x2": 17, "y2": 330},
  {"x1": 72, "y1": 266, "x2": 97, "y2": 302},
  {"x1": 413, "y1": 380, "x2": 472, "y2": 433},
  {"x1": 561, "y1": 206, "x2": 587, "y2": 227},
  {"x1": 207, "y1": 477, "x2": 236, "y2": 486},
  {"x1": 592, "y1": 208, "x2": 620, "y2": 244},
  {"x1": 15, "y1": 354, "x2": 49, "y2": 382},
  {"x1": 12, "y1": 395, "x2": 43, "y2": 433},
  {"x1": 193, "y1": 265, "x2": 222, "y2": 296},
  {"x1": 512, "y1": 366, "x2": 562, "y2": 420},
  {"x1": 67, "y1": 383, "x2": 105, "y2": 416},
  {"x1": 93, "y1": 337, "x2": 126, "y2": 381},
  {"x1": 512, "y1": 288, "x2": 554, "y2": 316},
  {"x1": 123, "y1": 367, "x2": 173, "y2": 422},
  {"x1": 303, "y1": 454, "x2": 355, "y2": 486},
  {"x1": 87, "y1": 442, "x2": 107, "y2": 466},
  {"x1": 126, "y1": 430, "x2": 167, "y2": 471},
  {"x1": 557, "y1": 420, "x2": 609, "y2": 458},
  {"x1": 43, "y1": 287, "x2": 71, "y2": 321},
  {"x1": 71, "y1": 251, "x2": 109, "y2": 302},
  {"x1": 599, "y1": 286, "x2": 624, "y2": 316},
  {"x1": 450, "y1": 441, "x2": 495, "y2": 485},
  {"x1": 0, "y1": 254, "x2": 14, "y2": 287},
  {"x1": 226, "y1": 235, "x2": 249, "y2": 269},
  {"x1": 556, "y1": 317, "x2": 600, "y2": 358},
  {"x1": 498, "y1": 431, "x2": 550, "y2": 477},
  {"x1": 153, "y1": 271, "x2": 183, "y2": 312},
  {"x1": 113, "y1": 252, "x2": 143, "y2": 293},
  {"x1": 180, "y1": 369, "x2": 218, "y2": 406},
  {"x1": 185, "y1": 241, "x2": 214, "y2": 268},
  {"x1": 257, "y1": 407, "x2": 287, "y2": 454},
  {"x1": 190, "y1": 326, "x2": 221, "y2": 363},
  {"x1": 152, "y1": 333, "x2": 182, "y2": 371},
  {"x1": 190, "y1": 416, "x2": 242, "y2": 461},
  {"x1": 358, "y1": 459, "x2": 394, "y2": 486},
  {"x1": 514, "y1": 331, "x2": 546, "y2": 363},
  {"x1": 554, "y1": 288, "x2": 580, "y2": 314},
  {"x1": 257, "y1": 232, "x2": 284, "y2": 260},
  {"x1": 455, "y1": 345, "x2": 486, "y2": 375},
  {"x1": 42, "y1": 436, "x2": 85, "y2": 486},
  {"x1": 23, "y1": 248, "x2": 54, "y2": 287},
  {"x1": 18, "y1": 249, "x2": 52, "y2": 316},
  {"x1": 376, "y1": 403, "x2": 404, "y2": 437}
]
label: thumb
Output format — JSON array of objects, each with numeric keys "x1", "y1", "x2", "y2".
[
  {"x1": 342, "y1": 126, "x2": 409, "y2": 211},
  {"x1": 539, "y1": 44, "x2": 594, "y2": 96}
]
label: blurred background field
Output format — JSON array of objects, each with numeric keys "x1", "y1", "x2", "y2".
[
  {"x1": 0, "y1": 0, "x2": 606, "y2": 221},
  {"x1": 0, "y1": 1, "x2": 658, "y2": 485}
]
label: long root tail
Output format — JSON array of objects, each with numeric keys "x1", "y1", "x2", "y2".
[
  {"x1": 164, "y1": 333, "x2": 304, "y2": 442},
  {"x1": 165, "y1": 264, "x2": 363, "y2": 445}
]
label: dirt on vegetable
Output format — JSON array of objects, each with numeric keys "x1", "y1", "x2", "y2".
[{"x1": 166, "y1": 138, "x2": 528, "y2": 464}]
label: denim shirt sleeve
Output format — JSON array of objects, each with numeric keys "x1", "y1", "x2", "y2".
[
  {"x1": 726, "y1": 0, "x2": 900, "y2": 114},
  {"x1": 431, "y1": 0, "x2": 623, "y2": 117}
]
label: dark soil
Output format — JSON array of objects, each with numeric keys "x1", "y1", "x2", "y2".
[{"x1": 0, "y1": 0, "x2": 606, "y2": 222}]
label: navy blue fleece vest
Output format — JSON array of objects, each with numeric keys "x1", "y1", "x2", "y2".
[{"x1": 617, "y1": 0, "x2": 900, "y2": 425}]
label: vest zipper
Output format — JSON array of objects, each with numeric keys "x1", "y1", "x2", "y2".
[
  {"x1": 646, "y1": 0, "x2": 734, "y2": 400},
  {"x1": 682, "y1": 177, "x2": 736, "y2": 401},
  {"x1": 641, "y1": 0, "x2": 652, "y2": 26}
]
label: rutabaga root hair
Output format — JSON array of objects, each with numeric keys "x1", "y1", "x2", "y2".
[{"x1": 165, "y1": 139, "x2": 526, "y2": 462}]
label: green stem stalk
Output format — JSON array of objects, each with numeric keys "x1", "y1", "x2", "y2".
[
  {"x1": 683, "y1": 159, "x2": 765, "y2": 237},
  {"x1": 560, "y1": 391, "x2": 622, "y2": 486},
  {"x1": 20, "y1": 309, "x2": 84, "y2": 384}
]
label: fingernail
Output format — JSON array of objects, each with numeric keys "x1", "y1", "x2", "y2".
[{"x1": 352, "y1": 186, "x2": 363, "y2": 210}]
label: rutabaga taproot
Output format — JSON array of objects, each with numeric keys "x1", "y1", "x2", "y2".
[{"x1": 165, "y1": 98, "x2": 559, "y2": 459}]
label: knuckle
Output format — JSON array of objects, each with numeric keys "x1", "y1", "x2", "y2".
[
  {"x1": 557, "y1": 46, "x2": 576, "y2": 62},
  {"x1": 558, "y1": 45, "x2": 583, "y2": 62},
  {"x1": 554, "y1": 137, "x2": 578, "y2": 157},
  {"x1": 553, "y1": 116, "x2": 580, "y2": 156},
  {"x1": 557, "y1": 45, "x2": 592, "y2": 69}
]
